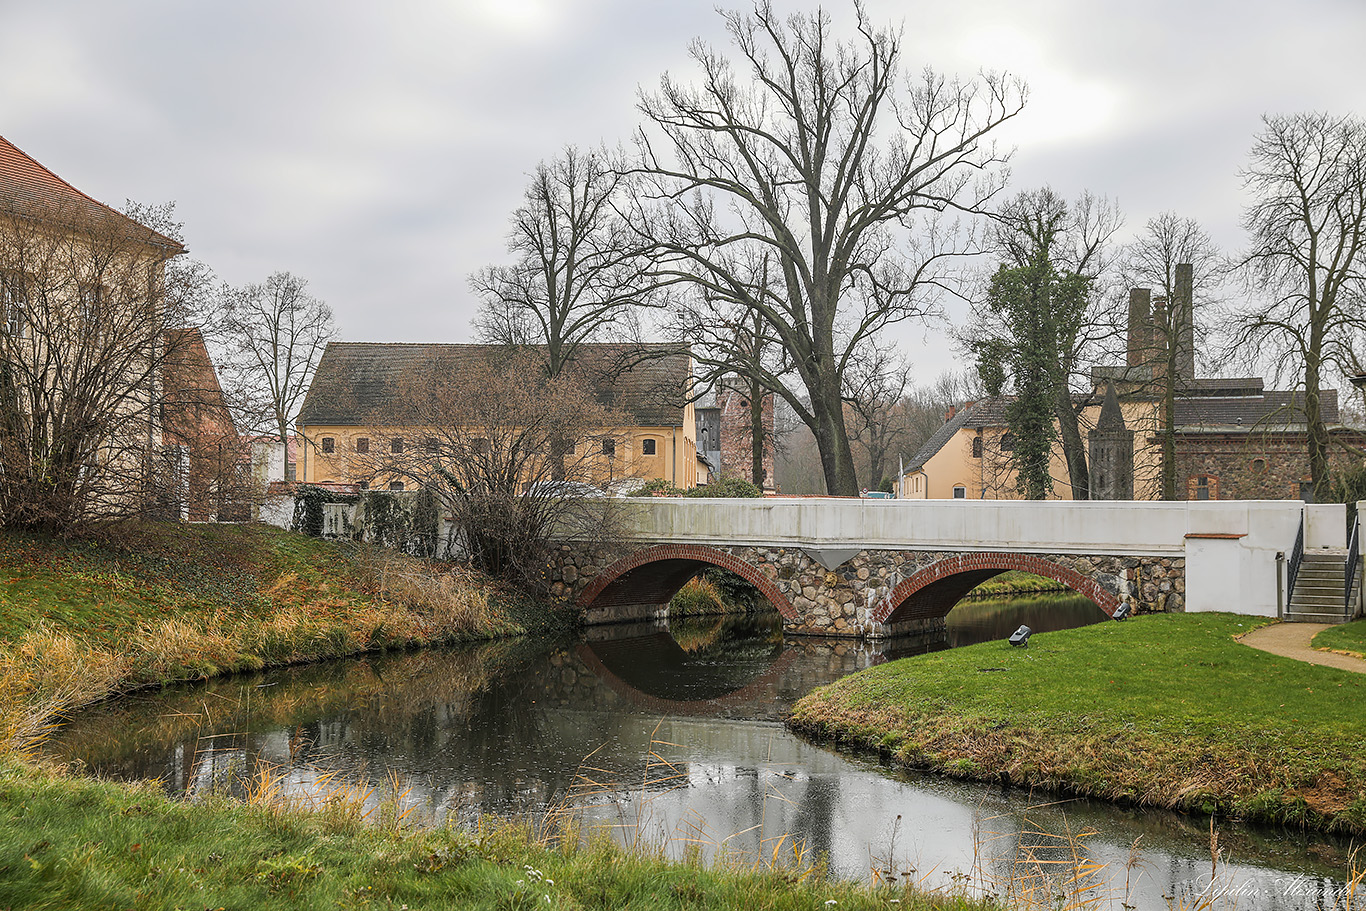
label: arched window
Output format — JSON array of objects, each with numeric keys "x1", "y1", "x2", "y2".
[
  {"x1": 999, "y1": 433, "x2": 1015, "y2": 452},
  {"x1": 971, "y1": 436, "x2": 983, "y2": 458}
]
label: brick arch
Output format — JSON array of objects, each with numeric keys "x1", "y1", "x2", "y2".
[
  {"x1": 874, "y1": 552, "x2": 1120, "y2": 626},
  {"x1": 576, "y1": 544, "x2": 796, "y2": 619}
]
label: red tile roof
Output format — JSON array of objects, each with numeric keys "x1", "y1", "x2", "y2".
[{"x1": 0, "y1": 133, "x2": 184, "y2": 253}]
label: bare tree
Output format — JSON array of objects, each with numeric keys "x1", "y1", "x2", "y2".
[
  {"x1": 217, "y1": 271, "x2": 334, "y2": 471},
  {"x1": 472, "y1": 146, "x2": 661, "y2": 379},
  {"x1": 843, "y1": 342, "x2": 915, "y2": 489},
  {"x1": 1231, "y1": 112, "x2": 1366, "y2": 500},
  {"x1": 1119, "y1": 213, "x2": 1224, "y2": 499},
  {"x1": 0, "y1": 195, "x2": 194, "y2": 530},
  {"x1": 353, "y1": 348, "x2": 625, "y2": 587},
  {"x1": 633, "y1": 2, "x2": 1025, "y2": 497}
]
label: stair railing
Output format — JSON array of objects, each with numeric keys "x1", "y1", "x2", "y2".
[
  {"x1": 1346, "y1": 514, "x2": 1360, "y2": 618},
  {"x1": 1287, "y1": 509, "x2": 1305, "y2": 610}
]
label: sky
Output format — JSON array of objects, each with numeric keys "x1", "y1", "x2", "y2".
[{"x1": 2, "y1": 0, "x2": 1364, "y2": 386}]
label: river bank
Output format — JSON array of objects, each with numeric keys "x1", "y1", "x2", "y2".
[
  {"x1": 0, "y1": 523, "x2": 985, "y2": 910},
  {"x1": 0, "y1": 522, "x2": 568, "y2": 752},
  {"x1": 788, "y1": 612, "x2": 1366, "y2": 835}
]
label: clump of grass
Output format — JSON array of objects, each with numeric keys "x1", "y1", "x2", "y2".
[
  {"x1": 669, "y1": 575, "x2": 729, "y2": 616},
  {"x1": 1313, "y1": 618, "x2": 1366, "y2": 659},
  {"x1": 789, "y1": 613, "x2": 1366, "y2": 834}
]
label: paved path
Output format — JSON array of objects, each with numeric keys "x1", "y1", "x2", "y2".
[{"x1": 1238, "y1": 622, "x2": 1366, "y2": 673}]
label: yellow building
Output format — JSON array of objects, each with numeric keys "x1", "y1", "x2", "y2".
[{"x1": 295, "y1": 342, "x2": 699, "y2": 491}]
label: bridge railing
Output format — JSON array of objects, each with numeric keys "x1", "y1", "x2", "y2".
[
  {"x1": 1346, "y1": 513, "x2": 1360, "y2": 617},
  {"x1": 611, "y1": 497, "x2": 1305, "y2": 557},
  {"x1": 1286, "y1": 510, "x2": 1305, "y2": 608}
]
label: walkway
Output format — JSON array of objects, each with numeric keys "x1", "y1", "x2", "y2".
[{"x1": 1238, "y1": 622, "x2": 1366, "y2": 674}]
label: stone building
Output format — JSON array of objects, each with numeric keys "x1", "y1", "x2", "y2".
[{"x1": 900, "y1": 263, "x2": 1366, "y2": 501}]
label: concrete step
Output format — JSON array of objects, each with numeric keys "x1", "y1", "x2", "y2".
[{"x1": 1285, "y1": 610, "x2": 1352, "y2": 623}]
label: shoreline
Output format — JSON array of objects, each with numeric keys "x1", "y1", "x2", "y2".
[{"x1": 786, "y1": 612, "x2": 1366, "y2": 837}]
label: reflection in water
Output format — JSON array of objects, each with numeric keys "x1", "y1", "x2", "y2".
[{"x1": 45, "y1": 598, "x2": 1358, "y2": 911}]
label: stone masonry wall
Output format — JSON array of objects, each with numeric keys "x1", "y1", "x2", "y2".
[{"x1": 548, "y1": 544, "x2": 1185, "y2": 639}]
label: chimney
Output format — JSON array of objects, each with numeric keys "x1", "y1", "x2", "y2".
[
  {"x1": 1127, "y1": 287, "x2": 1152, "y2": 368},
  {"x1": 945, "y1": 405, "x2": 956, "y2": 421},
  {"x1": 1174, "y1": 263, "x2": 1195, "y2": 381}
]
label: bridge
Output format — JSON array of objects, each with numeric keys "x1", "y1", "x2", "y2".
[{"x1": 546, "y1": 498, "x2": 1347, "y2": 639}]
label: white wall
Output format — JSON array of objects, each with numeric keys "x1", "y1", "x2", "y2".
[{"x1": 618, "y1": 498, "x2": 1307, "y2": 618}]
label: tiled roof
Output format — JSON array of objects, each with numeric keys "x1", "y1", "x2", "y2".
[
  {"x1": 1174, "y1": 389, "x2": 1338, "y2": 429},
  {"x1": 906, "y1": 403, "x2": 976, "y2": 471},
  {"x1": 296, "y1": 342, "x2": 692, "y2": 428},
  {"x1": 0, "y1": 134, "x2": 183, "y2": 253}
]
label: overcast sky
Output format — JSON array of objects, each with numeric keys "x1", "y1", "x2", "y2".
[{"x1": 3, "y1": 0, "x2": 1364, "y2": 385}]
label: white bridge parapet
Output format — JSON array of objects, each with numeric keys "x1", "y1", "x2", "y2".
[{"x1": 619, "y1": 498, "x2": 1333, "y2": 618}]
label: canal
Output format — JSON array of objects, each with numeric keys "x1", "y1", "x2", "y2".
[{"x1": 46, "y1": 596, "x2": 1360, "y2": 910}]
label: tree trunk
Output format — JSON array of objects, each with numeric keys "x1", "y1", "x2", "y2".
[
  {"x1": 1305, "y1": 343, "x2": 1330, "y2": 501},
  {"x1": 810, "y1": 388, "x2": 860, "y2": 497},
  {"x1": 748, "y1": 375, "x2": 766, "y2": 488},
  {"x1": 1053, "y1": 391, "x2": 1090, "y2": 500}
]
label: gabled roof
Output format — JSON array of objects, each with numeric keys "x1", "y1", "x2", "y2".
[
  {"x1": 905, "y1": 403, "x2": 976, "y2": 471},
  {"x1": 296, "y1": 342, "x2": 692, "y2": 428},
  {"x1": 0, "y1": 134, "x2": 184, "y2": 253},
  {"x1": 1174, "y1": 389, "x2": 1338, "y2": 429}
]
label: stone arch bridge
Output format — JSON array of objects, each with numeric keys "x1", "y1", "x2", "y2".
[{"x1": 546, "y1": 498, "x2": 1318, "y2": 639}]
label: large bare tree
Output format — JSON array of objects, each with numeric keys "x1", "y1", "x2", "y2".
[
  {"x1": 472, "y1": 146, "x2": 660, "y2": 379},
  {"x1": 217, "y1": 271, "x2": 334, "y2": 470},
  {"x1": 1232, "y1": 112, "x2": 1366, "y2": 500},
  {"x1": 0, "y1": 196, "x2": 194, "y2": 530},
  {"x1": 633, "y1": 2, "x2": 1025, "y2": 496},
  {"x1": 1119, "y1": 213, "x2": 1224, "y2": 499}
]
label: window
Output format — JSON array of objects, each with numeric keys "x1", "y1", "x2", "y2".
[
  {"x1": 971, "y1": 436, "x2": 983, "y2": 458},
  {"x1": 1250, "y1": 457, "x2": 1267, "y2": 473},
  {"x1": 78, "y1": 285, "x2": 101, "y2": 323},
  {"x1": 321, "y1": 437, "x2": 335, "y2": 454},
  {"x1": 355, "y1": 437, "x2": 370, "y2": 454},
  {"x1": 1, "y1": 274, "x2": 23, "y2": 337},
  {"x1": 601, "y1": 438, "x2": 616, "y2": 459},
  {"x1": 999, "y1": 433, "x2": 1015, "y2": 452},
  {"x1": 469, "y1": 437, "x2": 488, "y2": 455},
  {"x1": 1188, "y1": 475, "x2": 1220, "y2": 501},
  {"x1": 391, "y1": 438, "x2": 405, "y2": 454},
  {"x1": 357, "y1": 480, "x2": 369, "y2": 490},
  {"x1": 286, "y1": 462, "x2": 297, "y2": 482},
  {"x1": 953, "y1": 485, "x2": 967, "y2": 499},
  {"x1": 389, "y1": 481, "x2": 405, "y2": 491},
  {"x1": 641, "y1": 438, "x2": 657, "y2": 456}
]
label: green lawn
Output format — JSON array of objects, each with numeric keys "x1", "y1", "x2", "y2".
[
  {"x1": 0, "y1": 763, "x2": 987, "y2": 911},
  {"x1": 789, "y1": 612, "x2": 1366, "y2": 833},
  {"x1": 1313, "y1": 617, "x2": 1366, "y2": 658}
]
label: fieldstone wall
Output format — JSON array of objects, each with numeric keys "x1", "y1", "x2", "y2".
[{"x1": 548, "y1": 543, "x2": 1185, "y2": 639}]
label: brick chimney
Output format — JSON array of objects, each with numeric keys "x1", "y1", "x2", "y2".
[{"x1": 1174, "y1": 262, "x2": 1195, "y2": 381}]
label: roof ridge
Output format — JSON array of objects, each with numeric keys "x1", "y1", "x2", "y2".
[{"x1": 0, "y1": 133, "x2": 185, "y2": 252}]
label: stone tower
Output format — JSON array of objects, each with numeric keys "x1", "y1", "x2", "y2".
[{"x1": 1088, "y1": 382, "x2": 1134, "y2": 500}]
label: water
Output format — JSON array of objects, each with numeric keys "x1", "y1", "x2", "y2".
[{"x1": 46, "y1": 598, "x2": 1360, "y2": 910}]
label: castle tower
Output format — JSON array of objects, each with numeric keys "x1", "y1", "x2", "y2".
[{"x1": 1088, "y1": 382, "x2": 1134, "y2": 500}]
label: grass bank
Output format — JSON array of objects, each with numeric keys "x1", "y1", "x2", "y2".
[
  {"x1": 0, "y1": 522, "x2": 568, "y2": 751},
  {"x1": 789, "y1": 612, "x2": 1366, "y2": 834},
  {"x1": 0, "y1": 761, "x2": 987, "y2": 911},
  {"x1": 963, "y1": 571, "x2": 1067, "y2": 598},
  {"x1": 1314, "y1": 617, "x2": 1366, "y2": 658}
]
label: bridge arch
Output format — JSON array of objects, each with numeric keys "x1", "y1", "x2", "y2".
[
  {"x1": 577, "y1": 544, "x2": 796, "y2": 620},
  {"x1": 875, "y1": 552, "x2": 1121, "y2": 627}
]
